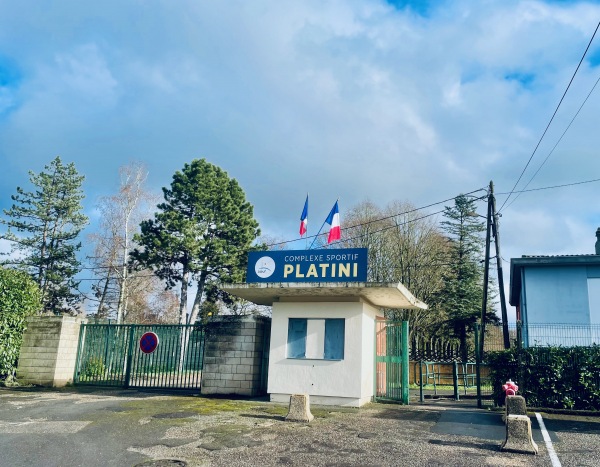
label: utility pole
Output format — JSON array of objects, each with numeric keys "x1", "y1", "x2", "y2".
[
  {"x1": 476, "y1": 183, "x2": 493, "y2": 410},
  {"x1": 490, "y1": 182, "x2": 511, "y2": 349},
  {"x1": 479, "y1": 181, "x2": 493, "y2": 356}
]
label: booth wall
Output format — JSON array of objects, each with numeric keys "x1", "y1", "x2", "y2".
[{"x1": 268, "y1": 300, "x2": 381, "y2": 406}]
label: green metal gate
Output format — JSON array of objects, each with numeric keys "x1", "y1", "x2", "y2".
[
  {"x1": 375, "y1": 320, "x2": 409, "y2": 404},
  {"x1": 73, "y1": 324, "x2": 205, "y2": 389}
]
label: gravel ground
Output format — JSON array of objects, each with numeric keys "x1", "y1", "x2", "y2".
[
  {"x1": 2, "y1": 388, "x2": 599, "y2": 467},
  {"x1": 130, "y1": 404, "x2": 551, "y2": 467}
]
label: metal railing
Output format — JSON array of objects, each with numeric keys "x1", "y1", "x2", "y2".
[
  {"x1": 410, "y1": 322, "x2": 600, "y2": 408},
  {"x1": 74, "y1": 323, "x2": 204, "y2": 389}
]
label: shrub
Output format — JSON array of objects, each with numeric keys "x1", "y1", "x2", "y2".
[
  {"x1": 487, "y1": 346, "x2": 600, "y2": 410},
  {"x1": 81, "y1": 357, "x2": 106, "y2": 379},
  {"x1": 0, "y1": 267, "x2": 41, "y2": 381}
]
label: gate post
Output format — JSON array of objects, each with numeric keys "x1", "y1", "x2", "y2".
[
  {"x1": 124, "y1": 325, "x2": 136, "y2": 388},
  {"x1": 201, "y1": 316, "x2": 271, "y2": 397},
  {"x1": 402, "y1": 321, "x2": 409, "y2": 405},
  {"x1": 475, "y1": 323, "x2": 482, "y2": 408},
  {"x1": 17, "y1": 315, "x2": 85, "y2": 387},
  {"x1": 419, "y1": 360, "x2": 424, "y2": 403},
  {"x1": 453, "y1": 361, "x2": 459, "y2": 401},
  {"x1": 73, "y1": 323, "x2": 86, "y2": 385}
]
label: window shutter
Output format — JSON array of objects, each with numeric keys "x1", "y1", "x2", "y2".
[
  {"x1": 287, "y1": 318, "x2": 307, "y2": 358},
  {"x1": 324, "y1": 319, "x2": 345, "y2": 360}
]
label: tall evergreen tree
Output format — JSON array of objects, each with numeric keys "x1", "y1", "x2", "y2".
[
  {"x1": 0, "y1": 157, "x2": 88, "y2": 313},
  {"x1": 438, "y1": 194, "x2": 486, "y2": 360},
  {"x1": 130, "y1": 159, "x2": 260, "y2": 325}
]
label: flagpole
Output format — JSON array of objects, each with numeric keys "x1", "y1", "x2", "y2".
[
  {"x1": 305, "y1": 192, "x2": 308, "y2": 250},
  {"x1": 308, "y1": 198, "x2": 339, "y2": 250},
  {"x1": 308, "y1": 219, "x2": 328, "y2": 250}
]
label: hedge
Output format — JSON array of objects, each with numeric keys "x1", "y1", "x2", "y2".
[
  {"x1": 486, "y1": 346, "x2": 600, "y2": 410},
  {"x1": 0, "y1": 267, "x2": 41, "y2": 381}
]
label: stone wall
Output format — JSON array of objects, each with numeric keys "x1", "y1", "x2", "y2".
[
  {"x1": 201, "y1": 315, "x2": 271, "y2": 397},
  {"x1": 17, "y1": 315, "x2": 84, "y2": 387}
]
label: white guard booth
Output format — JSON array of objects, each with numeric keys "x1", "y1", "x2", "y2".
[{"x1": 223, "y1": 282, "x2": 427, "y2": 407}]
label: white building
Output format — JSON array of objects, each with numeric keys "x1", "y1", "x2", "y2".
[{"x1": 223, "y1": 281, "x2": 427, "y2": 407}]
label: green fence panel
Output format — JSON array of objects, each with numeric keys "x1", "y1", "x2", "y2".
[
  {"x1": 74, "y1": 323, "x2": 204, "y2": 389},
  {"x1": 375, "y1": 320, "x2": 409, "y2": 404}
]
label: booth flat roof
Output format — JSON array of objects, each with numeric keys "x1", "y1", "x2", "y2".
[{"x1": 221, "y1": 282, "x2": 428, "y2": 309}]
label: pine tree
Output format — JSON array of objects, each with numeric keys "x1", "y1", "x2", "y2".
[
  {"x1": 1, "y1": 157, "x2": 88, "y2": 313},
  {"x1": 130, "y1": 159, "x2": 260, "y2": 325},
  {"x1": 438, "y1": 194, "x2": 486, "y2": 360}
]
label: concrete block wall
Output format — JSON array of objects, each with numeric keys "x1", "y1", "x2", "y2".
[
  {"x1": 17, "y1": 316, "x2": 84, "y2": 387},
  {"x1": 201, "y1": 315, "x2": 271, "y2": 397}
]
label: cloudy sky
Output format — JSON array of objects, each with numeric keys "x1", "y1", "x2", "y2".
[{"x1": 1, "y1": 0, "x2": 599, "y2": 315}]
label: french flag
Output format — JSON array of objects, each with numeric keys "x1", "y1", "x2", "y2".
[
  {"x1": 299, "y1": 195, "x2": 308, "y2": 236},
  {"x1": 325, "y1": 200, "x2": 341, "y2": 244}
]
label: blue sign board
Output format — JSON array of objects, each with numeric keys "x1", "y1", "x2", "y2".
[{"x1": 247, "y1": 248, "x2": 368, "y2": 283}]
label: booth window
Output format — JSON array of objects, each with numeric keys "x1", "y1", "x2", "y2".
[
  {"x1": 286, "y1": 318, "x2": 345, "y2": 360},
  {"x1": 287, "y1": 318, "x2": 307, "y2": 358}
]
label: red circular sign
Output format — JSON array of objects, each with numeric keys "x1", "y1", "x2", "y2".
[{"x1": 140, "y1": 332, "x2": 159, "y2": 354}]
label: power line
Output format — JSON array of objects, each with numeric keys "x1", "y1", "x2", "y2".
[
  {"x1": 5, "y1": 177, "x2": 597, "y2": 283},
  {"x1": 499, "y1": 20, "x2": 600, "y2": 212},
  {"x1": 503, "y1": 71, "x2": 600, "y2": 210},
  {"x1": 496, "y1": 177, "x2": 600, "y2": 195},
  {"x1": 78, "y1": 179, "x2": 600, "y2": 281},
  {"x1": 75, "y1": 260, "x2": 468, "y2": 282},
  {"x1": 2, "y1": 203, "x2": 458, "y2": 278},
  {"x1": 7, "y1": 177, "x2": 586, "y2": 278},
  {"x1": 73, "y1": 209, "x2": 449, "y2": 274},
  {"x1": 341, "y1": 209, "x2": 446, "y2": 244},
  {"x1": 1, "y1": 187, "x2": 487, "y2": 259},
  {"x1": 263, "y1": 187, "x2": 487, "y2": 248}
]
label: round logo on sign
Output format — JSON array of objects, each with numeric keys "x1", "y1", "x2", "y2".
[
  {"x1": 255, "y1": 256, "x2": 275, "y2": 279},
  {"x1": 140, "y1": 332, "x2": 159, "y2": 354}
]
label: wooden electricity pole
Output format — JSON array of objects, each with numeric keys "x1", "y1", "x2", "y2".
[
  {"x1": 490, "y1": 182, "x2": 511, "y2": 349},
  {"x1": 480, "y1": 181, "x2": 511, "y2": 353},
  {"x1": 477, "y1": 181, "x2": 511, "y2": 408},
  {"x1": 477, "y1": 182, "x2": 493, "y2": 408},
  {"x1": 479, "y1": 182, "x2": 493, "y2": 356}
]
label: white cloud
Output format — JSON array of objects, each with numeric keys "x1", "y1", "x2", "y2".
[
  {"x1": 0, "y1": 0, "x2": 598, "y2": 284},
  {"x1": 52, "y1": 44, "x2": 118, "y2": 105}
]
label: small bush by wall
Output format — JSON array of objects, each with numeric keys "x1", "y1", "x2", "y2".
[
  {"x1": 81, "y1": 357, "x2": 106, "y2": 379},
  {"x1": 487, "y1": 346, "x2": 600, "y2": 410}
]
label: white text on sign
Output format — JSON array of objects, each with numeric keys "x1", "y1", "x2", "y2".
[{"x1": 283, "y1": 263, "x2": 359, "y2": 279}]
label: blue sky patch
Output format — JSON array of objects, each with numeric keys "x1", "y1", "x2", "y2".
[
  {"x1": 385, "y1": 0, "x2": 436, "y2": 16},
  {"x1": 588, "y1": 47, "x2": 600, "y2": 67},
  {"x1": 0, "y1": 55, "x2": 21, "y2": 118},
  {"x1": 0, "y1": 55, "x2": 21, "y2": 87},
  {"x1": 504, "y1": 71, "x2": 536, "y2": 88}
]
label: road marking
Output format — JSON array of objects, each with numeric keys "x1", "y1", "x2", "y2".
[{"x1": 535, "y1": 412, "x2": 561, "y2": 467}]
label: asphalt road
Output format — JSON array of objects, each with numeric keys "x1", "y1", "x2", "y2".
[{"x1": 1, "y1": 387, "x2": 599, "y2": 467}]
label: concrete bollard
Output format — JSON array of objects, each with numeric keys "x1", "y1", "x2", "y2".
[
  {"x1": 500, "y1": 414, "x2": 539, "y2": 455},
  {"x1": 503, "y1": 395, "x2": 527, "y2": 423},
  {"x1": 285, "y1": 394, "x2": 314, "y2": 423}
]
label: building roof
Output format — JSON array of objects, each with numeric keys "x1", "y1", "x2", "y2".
[
  {"x1": 221, "y1": 282, "x2": 429, "y2": 309},
  {"x1": 509, "y1": 254, "x2": 600, "y2": 306}
]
